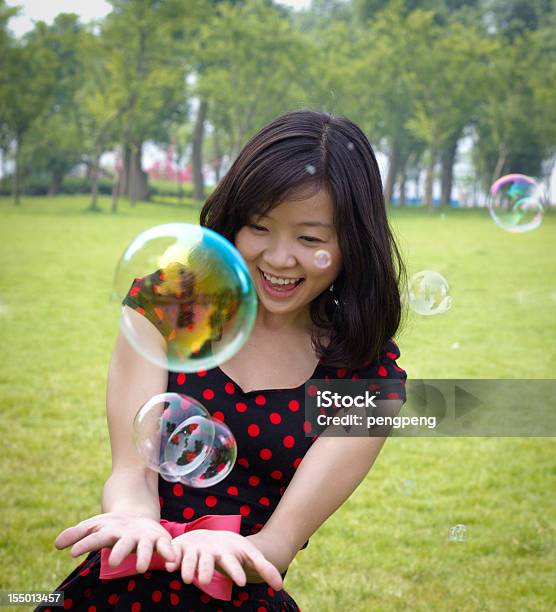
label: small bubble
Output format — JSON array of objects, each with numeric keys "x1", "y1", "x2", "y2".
[
  {"x1": 448, "y1": 524, "x2": 467, "y2": 542},
  {"x1": 401, "y1": 479, "x2": 416, "y2": 495},
  {"x1": 450, "y1": 342, "x2": 460, "y2": 351},
  {"x1": 407, "y1": 271, "x2": 452, "y2": 316},
  {"x1": 314, "y1": 249, "x2": 331, "y2": 268},
  {"x1": 305, "y1": 164, "x2": 316, "y2": 175},
  {"x1": 347, "y1": 142, "x2": 354, "y2": 151}
]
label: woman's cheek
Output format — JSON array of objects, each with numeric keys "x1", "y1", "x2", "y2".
[{"x1": 234, "y1": 229, "x2": 257, "y2": 261}]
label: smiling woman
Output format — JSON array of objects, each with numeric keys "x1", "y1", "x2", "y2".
[
  {"x1": 200, "y1": 109, "x2": 406, "y2": 369},
  {"x1": 37, "y1": 109, "x2": 407, "y2": 612},
  {"x1": 234, "y1": 186, "x2": 343, "y2": 323}
]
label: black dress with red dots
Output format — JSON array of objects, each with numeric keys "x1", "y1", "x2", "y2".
[{"x1": 36, "y1": 284, "x2": 407, "y2": 612}]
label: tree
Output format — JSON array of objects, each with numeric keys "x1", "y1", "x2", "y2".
[
  {"x1": 22, "y1": 14, "x2": 85, "y2": 195},
  {"x1": 73, "y1": 28, "x2": 137, "y2": 211},
  {"x1": 472, "y1": 27, "x2": 554, "y2": 190},
  {"x1": 101, "y1": 0, "x2": 199, "y2": 207},
  {"x1": 195, "y1": 0, "x2": 316, "y2": 191},
  {"x1": 0, "y1": 12, "x2": 57, "y2": 204},
  {"x1": 404, "y1": 11, "x2": 492, "y2": 207}
]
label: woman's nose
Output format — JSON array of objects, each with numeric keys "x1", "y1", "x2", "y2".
[{"x1": 262, "y1": 240, "x2": 297, "y2": 269}]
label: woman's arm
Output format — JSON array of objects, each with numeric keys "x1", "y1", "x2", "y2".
[
  {"x1": 102, "y1": 308, "x2": 168, "y2": 517},
  {"x1": 246, "y1": 433, "x2": 391, "y2": 578},
  {"x1": 55, "y1": 309, "x2": 177, "y2": 570}
]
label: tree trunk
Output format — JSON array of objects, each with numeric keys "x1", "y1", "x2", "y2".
[
  {"x1": 440, "y1": 139, "x2": 458, "y2": 206},
  {"x1": 89, "y1": 148, "x2": 101, "y2": 212},
  {"x1": 119, "y1": 142, "x2": 131, "y2": 196},
  {"x1": 491, "y1": 142, "x2": 507, "y2": 186},
  {"x1": 14, "y1": 134, "x2": 22, "y2": 206},
  {"x1": 213, "y1": 128, "x2": 223, "y2": 183},
  {"x1": 398, "y1": 157, "x2": 407, "y2": 207},
  {"x1": 111, "y1": 168, "x2": 120, "y2": 213},
  {"x1": 129, "y1": 144, "x2": 137, "y2": 207},
  {"x1": 192, "y1": 99, "x2": 208, "y2": 201},
  {"x1": 384, "y1": 138, "x2": 400, "y2": 206},
  {"x1": 424, "y1": 149, "x2": 436, "y2": 209},
  {"x1": 128, "y1": 141, "x2": 148, "y2": 205},
  {"x1": 48, "y1": 168, "x2": 64, "y2": 196}
]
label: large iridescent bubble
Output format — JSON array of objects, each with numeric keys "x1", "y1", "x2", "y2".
[
  {"x1": 488, "y1": 174, "x2": 544, "y2": 233},
  {"x1": 113, "y1": 224, "x2": 257, "y2": 372}
]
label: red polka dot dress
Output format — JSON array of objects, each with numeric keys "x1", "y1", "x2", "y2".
[{"x1": 35, "y1": 286, "x2": 406, "y2": 611}]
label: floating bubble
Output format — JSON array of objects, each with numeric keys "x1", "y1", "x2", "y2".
[
  {"x1": 113, "y1": 223, "x2": 257, "y2": 372},
  {"x1": 400, "y1": 479, "x2": 416, "y2": 495},
  {"x1": 488, "y1": 174, "x2": 544, "y2": 233},
  {"x1": 178, "y1": 417, "x2": 237, "y2": 488},
  {"x1": 448, "y1": 524, "x2": 467, "y2": 542},
  {"x1": 450, "y1": 342, "x2": 460, "y2": 351},
  {"x1": 305, "y1": 164, "x2": 316, "y2": 175},
  {"x1": 347, "y1": 142, "x2": 354, "y2": 151},
  {"x1": 314, "y1": 249, "x2": 332, "y2": 269},
  {"x1": 407, "y1": 271, "x2": 452, "y2": 316},
  {"x1": 133, "y1": 392, "x2": 236, "y2": 486}
]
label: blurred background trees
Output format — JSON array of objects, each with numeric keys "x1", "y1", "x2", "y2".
[{"x1": 0, "y1": 0, "x2": 554, "y2": 208}]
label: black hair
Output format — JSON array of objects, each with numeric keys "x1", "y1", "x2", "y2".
[{"x1": 200, "y1": 109, "x2": 406, "y2": 369}]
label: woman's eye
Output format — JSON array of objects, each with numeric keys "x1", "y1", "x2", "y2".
[
  {"x1": 249, "y1": 224, "x2": 267, "y2": 232},
  {"x1": 300, "y1": 236, "x2": 323, "y2": 243}
]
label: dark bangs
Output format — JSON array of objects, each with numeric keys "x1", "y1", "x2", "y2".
[
  {"x1": 200, "y1": 109, "x2": 406, "y2": 369},
  {"x1": 200, "y1": 114, "x2": 328, "y2": 236}
]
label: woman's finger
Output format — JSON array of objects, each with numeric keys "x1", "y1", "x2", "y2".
[
  {"x1": 180, "y1": 546, "x2": 199, "y2": 584},
  {"x1": 196, "y1": 550, "x2": 215, "y2": 586},
  {"x1": 245, "y1": 549, "x2": 283, "y2": 591},
  {"x1": 135, "y1": 538, "x2": 154, "y2": 574},
  {"x1": 70, "y1": 532, "x2": 116, "y2": 557},
  {"x1": 216, "y1": 553, "x2": 246, "y2": 587},
  {"x1": 55, "y1": 524, "x2": 94, "y2": 550},
  {"x1": 55, "y1": 514, "x2": 113, "y2": 549},
  {"x1": 155, "y1": 536, "x2": 175, "y2": 564},
  {"x1": 164, "y1": 541, "x2": 182, "y2": 572},
  {"x1": 108, "y1": 536, "x2": 137, "y2": 568}
]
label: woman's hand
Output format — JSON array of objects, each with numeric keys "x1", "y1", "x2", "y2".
[
  {"x1": 164, "y1": 529, "x2": 283, "y2": 591},
  {"x1": 54, "y1": 512, "x2": 175, "y2": 573}
]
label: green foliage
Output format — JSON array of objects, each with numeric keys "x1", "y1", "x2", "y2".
[
  {"x1": 0, "y1": 0, "x2": 555, "y2": 204},
  {"x1": 0, "y1": 175, "x2": 114, "y2": 196},
  {"x1": 473, "y1": 16, "x2": 556, "y2": 187},
  {"x1": 195, "y1": 0, "x2": 318, "y2": 159}
]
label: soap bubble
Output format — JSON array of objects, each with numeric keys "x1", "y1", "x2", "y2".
[
  {"x1": 314, "y1": 249, "x2": 332, "y2": 269},
  {"x1": 113, "y1": 223, "x2": 257, "y2": 372},
  {"x1": 400, "y1": 479, "x2": 416, "y2": 495},
  {"x1": 448, "y1": 524, "x2": 467, "y2": 542},
  {"x1": 408, "y1": 271, "x2": 452, "y2": 316},
  {"x1": 133, "y1": 392, "x2": 236, "y2": 486},
  {"x1": 178, "y1": 417, "x2": 238, "y2": 488},
  {"x1": 488, "y1": 174, "x2": 544, "y2": 233}
]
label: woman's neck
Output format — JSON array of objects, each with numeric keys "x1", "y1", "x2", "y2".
[{"x1": 254, "y1": 305, "x2": 312, "y2": 336}]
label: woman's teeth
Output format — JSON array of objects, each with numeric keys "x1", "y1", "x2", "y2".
[{"x1": 262, "y1": 271, "x2": 302, "y2": 286}]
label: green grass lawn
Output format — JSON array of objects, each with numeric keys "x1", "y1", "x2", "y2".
[{"x1": 0, "y1": 195, "x2": 554, "y2": 611}]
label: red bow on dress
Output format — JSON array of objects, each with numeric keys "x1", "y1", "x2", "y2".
[{"x1": 99, "y1": 515, "x2": 242, "y2": 601}]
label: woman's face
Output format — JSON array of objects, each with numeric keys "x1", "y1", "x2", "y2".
[{"x1": 235, "y1": 187, "x2": 343, "y2": 320}]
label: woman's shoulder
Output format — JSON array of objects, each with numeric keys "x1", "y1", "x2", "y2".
[{"x1": 319, "y1": 338, "x2": 407, "y2": 400}]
